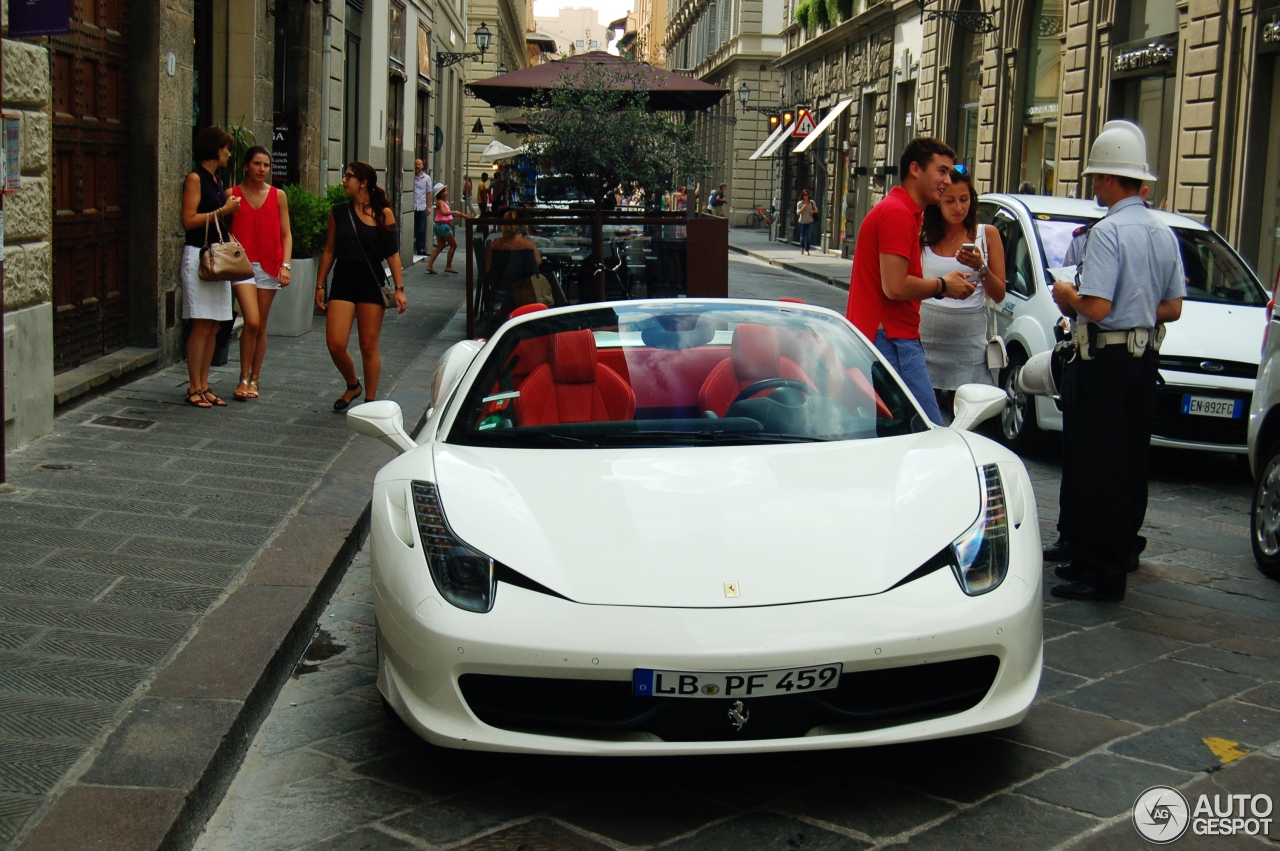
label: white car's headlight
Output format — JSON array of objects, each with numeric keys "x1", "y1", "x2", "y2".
[
  {"x1": 411, "y1": 481, "x2": 496, "y2": 613},
  {"x1": 950, "y1": 464, "x2": 1010, "y2": 595}
]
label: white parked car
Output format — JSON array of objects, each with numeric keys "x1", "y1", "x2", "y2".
[
  {"x1": 1246, "y1": 262, "x2": 1280, "y2": 578},
  {"x1": 347, "y1": 299, "x2": 1042, "y2": 755},
  {"x1": 981, "y1": 194, "x2": 1268, "y2": 454}
]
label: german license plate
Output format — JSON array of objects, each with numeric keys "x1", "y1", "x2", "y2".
[
  {"x1": 1181, "y1": 395, "x2": 1242, "y2": 419},
  {"x1": 632, "y1": 664, "x2": 842, "y2": 699}
]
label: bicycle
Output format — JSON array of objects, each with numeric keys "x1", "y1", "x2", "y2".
[{"x1": 745, "y1": 206, "x2": 775, "y2": 229}]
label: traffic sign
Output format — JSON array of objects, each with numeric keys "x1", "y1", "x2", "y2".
[{"x1": 792, "y1": 109, "x2": 817, "y2": 138}]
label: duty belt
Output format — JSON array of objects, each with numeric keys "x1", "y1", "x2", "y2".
[{"x1": 1072, "y1": 324, "x2": 1165, "y2": 360}]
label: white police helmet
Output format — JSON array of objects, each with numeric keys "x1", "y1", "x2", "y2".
[
  {"x1": 1017, "y1": 350, "x2": 1058, "y2": 397},
  {"x1": 1082, "y1": 120, "x2": 1158, "y2": 182}
]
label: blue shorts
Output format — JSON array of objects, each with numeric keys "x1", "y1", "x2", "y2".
[{"x1": 874, "y1": 330, "x2": 944, "y2": 425}]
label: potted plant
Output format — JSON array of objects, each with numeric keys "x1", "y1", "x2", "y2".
[{"x1": 267, "y1": 184, "x2": 334, "y2": 336}]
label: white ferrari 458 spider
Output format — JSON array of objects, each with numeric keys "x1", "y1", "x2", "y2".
[{"x1": 347, "y1": 299, "x2": 1043, "y2": 755}]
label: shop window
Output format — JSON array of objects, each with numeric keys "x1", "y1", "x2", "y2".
[
  {"x1": 1108, "y1": 0, "x2": 1178, "y2": 207},
  {"x1": 949, "y1": 13, "x2": 983, "y2": 167},
  {"x1": 1021, "y1": 0, "x2": 1062, "y2": 194}
]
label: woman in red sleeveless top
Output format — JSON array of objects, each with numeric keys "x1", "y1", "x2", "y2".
[{"x1": 229, "y1": 146, "x2": 293, "y2": 399}]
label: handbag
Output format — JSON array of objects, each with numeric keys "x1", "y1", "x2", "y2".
[
  {"x1": 198, "y1": 211, "x2": 254, "y2": 282},
  {"x1": 346, "y1": 205, "x2": 397, "y2": 309},
  {"x1": 978, "y1": 227, "x2": 1009, "y2": 370},
  {"x1": 512, "y1": 273, "x2": 555, "y2": 307}
]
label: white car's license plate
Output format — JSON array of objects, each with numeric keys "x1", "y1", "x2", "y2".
[
  {"x1": 1181, "y1": 395, "x2": 1242, "y2": 419},
  {"x1": 632, "y1": 664, "x2": 842, "y2": 698}
]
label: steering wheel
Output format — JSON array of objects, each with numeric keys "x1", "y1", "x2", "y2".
[{"x1": 730, "y1": 378, "x2": 818, "y2": 407}]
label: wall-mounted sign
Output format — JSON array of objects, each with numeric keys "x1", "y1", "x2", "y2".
[
  {"x1": 1024, "y1": 102, "x2": 1059, "y2": 124},
  {"x1": 8, "y1": 0, "x2": 71, "y2": 36},
  {"x1": 1112, "y1": 38, "x2": 1176, "y2": 78},
  {"x1": 271, "y1": 119, "x2": 291, "y2": 186},
  {"x1": 418, "y1": 24, "x2": 432, "y2": 78}
]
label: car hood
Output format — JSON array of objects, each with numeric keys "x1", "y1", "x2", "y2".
[
  {"x1": 1158, "y1": 301, "x2": 1263, "y2": 367},
  {"x1": 431, "y1": 429, "x2": 981, "y2": 607}
]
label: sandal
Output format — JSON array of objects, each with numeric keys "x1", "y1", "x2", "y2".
[
  {"x1": 234, "y1": 377, "x2": 252, "y2": 400},
  {"x1": 246, "y1": 377, "x2": 260, "y2": 399},
  {"x1": 444, "y1": 268, "x2": 458, "y2": 274},
  {"x1": 425, "y1": 268, "x2": 438, "y2": 275},
  {"x1": 201, "y1": 389, "x2": 227, "y2": 407},
  {"x1": 185, "y1": 389, "x2": 213, "y2": 408},
  {"x1": 333, "y1": 381, "x2": 363, "y2": 412}
]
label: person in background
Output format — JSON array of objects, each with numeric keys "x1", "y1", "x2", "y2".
[
  {"x1": 478, "y1": 173, "x2": 491, "y2": 216},
  {"x1": 490, "y1": 167, "x2": 507, "y2": 211},
  {"x1": 412, "y1": 159, "x2": 431, "y2": 257},
  {"x1": 918, "y1": 164, "x2": 1007, "y2": 419},
  {"x1": 180, "y1": 125, "x2": 240, "y2": 408},
  {"x1": 1017, "y1": 180, "x2": 1036, "y2": 195},
  {"x1": 229, "y1": 145, "x2": 292, "y2": 401},
  {"x1": 425, "y1": 184, "x2": 472, "y2": 275},
  {"x1": 796, "y1": 189, "x2": 818, "y2": 255},
  {"x1": 844, "y1": 137, "x2": 974, "y2": 424},
  {"x1": 486, "y1": 210, "x2": 544, "y2": 316},
  {"x1": 463, "y1": 175, "x2": 475, "y2": 216},
  {"x1": 315, "y1": 161, "x2": 407, "y2": 410}
]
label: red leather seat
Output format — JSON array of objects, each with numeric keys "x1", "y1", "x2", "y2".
[
  {"x1": 698, "y1": 323, "x2": 813, "y2": 417},
  {"x1": 515, "y1": 330, "x2": 636, "y2": 425}
]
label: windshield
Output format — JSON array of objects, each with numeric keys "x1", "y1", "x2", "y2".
[
  {"x1": 448, "y1": 304, "x2": 928, "y2": 448},
  {"x1": 1033, "y1": 216, "x2": 1267, "y2": 306}
]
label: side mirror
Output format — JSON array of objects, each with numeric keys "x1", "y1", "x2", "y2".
[
  {"x1": 347, "y1": 401, "x2": 417, "y2": 455},
  {"x1": 950, "y1": 384, "x2": 1008, "y2": 432}
]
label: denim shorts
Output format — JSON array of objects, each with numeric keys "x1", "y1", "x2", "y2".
[{"x1": 873, "y1": 330, "x2": 944, "y2": 424}]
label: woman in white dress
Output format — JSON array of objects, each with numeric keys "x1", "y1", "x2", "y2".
[{"x1": 918, "y1": 165, "x2": 1007, "y2": 420}]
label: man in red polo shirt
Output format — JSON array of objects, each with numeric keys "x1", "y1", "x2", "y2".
[{"x1": 846, "y1": 137, "x2": 975, "y2": 423}]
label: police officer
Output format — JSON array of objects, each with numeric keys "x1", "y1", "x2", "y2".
[{"x1": 1048, "y1": 120, "x2": 1185, "y2": 601}]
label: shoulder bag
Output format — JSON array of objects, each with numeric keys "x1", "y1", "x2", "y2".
[
  {"x1": 198, "y1": 211, "x2": 254, "y2": 282},
  {"x1": 346, "y1": 205, "x2": 397, "y2": 309},
  {"x1": 981, "y1": 227, "x2": 1009, "y2": 371}
]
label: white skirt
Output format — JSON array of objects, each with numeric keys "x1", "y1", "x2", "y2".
[
  {"x1": 919, "y1": 301, "x2": 993, "y2": 390},
  {"x1": 181, "y1": 245, "x2": 233, "y2": 320}
]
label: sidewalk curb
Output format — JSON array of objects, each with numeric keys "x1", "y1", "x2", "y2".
[
  {"x1": 16, "y1": 307, "x2": 468, "y2": 851},
  {"x1": 729, "y1": 243, "x2": 851, "y2": 292}
]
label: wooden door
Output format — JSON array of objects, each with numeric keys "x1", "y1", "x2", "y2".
[{"x1": 52, "y1": 0, "x2": 130, "y2": 372}]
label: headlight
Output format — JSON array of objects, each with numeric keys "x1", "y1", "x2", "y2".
[
  {"x1": 411, "y1": 481, "x2": 496, "y2": 612},
  {"x1": 950, "y1": 464, "x2": 1009, "y2": 595}
]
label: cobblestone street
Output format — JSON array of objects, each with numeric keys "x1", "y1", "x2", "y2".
[{"x1": 191, "y1": 257, "x2": 1280, "y2": 851}]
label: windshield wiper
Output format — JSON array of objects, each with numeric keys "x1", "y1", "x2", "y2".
[
  {"x1": 466, "y1": 430, "x2": 597, "y2": 448},
  {"x1": 597, "y1": 430, "x2": 831, "y2": 445}
]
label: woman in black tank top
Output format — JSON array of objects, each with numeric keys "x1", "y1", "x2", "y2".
[
  {"x1": 180, "y1": 126, "x2": 242, "y2": 408},
  {"x1": 314, "y1": 161, "x2": 407, "y2": 410}
]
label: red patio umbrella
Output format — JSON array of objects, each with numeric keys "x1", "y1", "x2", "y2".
[{"x1": 467, "y1": 51, "x2": 728, "y2": 112}]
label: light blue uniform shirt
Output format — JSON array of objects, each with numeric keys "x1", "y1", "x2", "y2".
[{"x1": 1077, "y1": 195, "x2": 1186, "y2": 331}]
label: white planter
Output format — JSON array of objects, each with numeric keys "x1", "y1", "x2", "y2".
[{"x1": 267, "y1": 256, "x2": 319, "y2": 337}]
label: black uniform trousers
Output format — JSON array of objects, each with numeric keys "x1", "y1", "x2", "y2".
[{"x1": 1061, "y1": 344, "x2": 1157, "y2": 591}]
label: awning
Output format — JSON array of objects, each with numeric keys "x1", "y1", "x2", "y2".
[
  {"x1": 755, "y1": 121, "x2": 797, "y2": 160},
  {"x1": 791, "y1": 98, "x2": 854, "y2": 154},
  {"x1": 479, "y1": 140, "x2": 527, "y2": 161},
  {"x1": 748, "y1": 121, "x2": 790, "y2": 161}
]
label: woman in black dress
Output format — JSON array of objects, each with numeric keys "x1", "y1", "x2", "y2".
[{"x1": 315, "y1": 162, "x2": 407, "y2": 410}]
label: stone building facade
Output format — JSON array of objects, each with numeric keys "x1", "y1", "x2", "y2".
[
  {"x1": 463, "y1": 0, "x2": 528, "y2": 181},
  {"x1": 3, "y1": 37, "x2": 54, "y2": 450},
  {"x1": 667, "y1": 0, "x2": 787, "y2": 225},
  {"x1": 771, "y1": 0, "x2": 923, "y2": 253}
]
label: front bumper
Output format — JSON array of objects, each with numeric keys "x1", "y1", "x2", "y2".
[{"x1": 373, "y1": 529, "x2": 1043, "y2": 755}]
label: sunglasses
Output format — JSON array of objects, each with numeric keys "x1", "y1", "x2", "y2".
[
  {"x1": 953, "y1": 164, "x2": 970, "y2": 176},
  {"x1": 343, "y1": 172, "x2": 356, "y2": 179}
]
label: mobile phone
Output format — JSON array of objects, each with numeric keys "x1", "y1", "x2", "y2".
[{"x1": 960, "y1": 243, "x2": 978, "y2": 253}]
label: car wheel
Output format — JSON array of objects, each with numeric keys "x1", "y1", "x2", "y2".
[
  {"x1": 1250, "y1": 438, "x2": 1280, "y2": 580},
  {"x1": 997, "y1": 348, "x2": 1041, "y2": 454}
]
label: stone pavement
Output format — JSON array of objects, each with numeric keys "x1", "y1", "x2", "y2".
[
  {"x1": 191, "y1": 260, "x2": 1280, "y2": 851},
  {"x1": 730, "y1": 228, "x2": 853, "y2": 292},
  {"x1": 0, "y1": 263, "x2": 467, "y2": 849}
]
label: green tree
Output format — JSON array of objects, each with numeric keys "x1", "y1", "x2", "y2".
[{"x1": 522, "y1": 61, "x2": 714, "y2": 210}]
